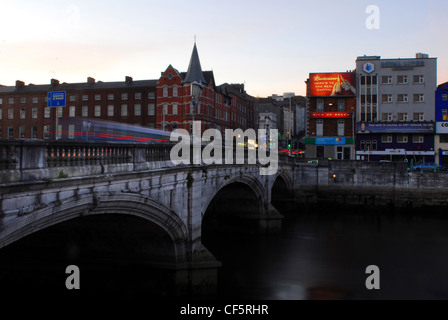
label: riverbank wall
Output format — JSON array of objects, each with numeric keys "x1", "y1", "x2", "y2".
[{"x1": 293, "y1": 160, "x2": 448, "y2": 209}]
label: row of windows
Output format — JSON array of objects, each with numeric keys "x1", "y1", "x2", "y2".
[
  {"x1": 315, "y1": 119, "x2": 346, "y2": 137},
  {"x1": 381, "y1": 113, "x2": 425, "y2": 122},
  {"x1": 0, "y1": 104, "x2": 157, "y2": 120},
  {"x1": 381, "y1": 94, "x2": 425, "y2": 103},
  {"x1": 0, "y1": 92, "x2": 156, "y2": 105},
  {"x1": 359, "y1": 135, "x2": 425, "y2": 150},
  {"x1": 316, "y1": 99, "x2": 346, "y2": 112},
  {"x1": 360, "y1": 75, "x2": 425, "y2": 86}
]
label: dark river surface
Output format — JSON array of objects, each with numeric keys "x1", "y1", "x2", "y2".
[
  {"x1": 1, "y1": 203, "x2": 448, "y2": 301},
  {"x1": 212, "y1": 204, "x2": 448, "y2": 300}
]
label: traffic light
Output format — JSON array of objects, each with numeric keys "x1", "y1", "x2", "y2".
[{"x1": 287, "y1": 140, "x2": 291, "y2": 149}]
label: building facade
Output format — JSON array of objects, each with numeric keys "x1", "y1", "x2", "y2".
[
  {"x1": 0, "y1": 77, "x2": 157, "y2": 140},
  {"x1": 355, "y1": 53, "x2": 437, "y2": 162},
  {"x1": 305, "y1": 72, "x2": 357, "y2": 160},
  {"x1": 0, "y1": 44, "x2": 257, "y2": 140},
  {"x1": 435, "y1": 82, "x2": 448, "y2": 166}
]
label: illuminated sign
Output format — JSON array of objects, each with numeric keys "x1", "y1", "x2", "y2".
[
  {"x1": 310, "y1": 73, "x2": 356, "y2": 97},
  {"x1": 436, "y1": 122, "x2": 448, "y2": 134},
  {"x1": 315, "y1": 137, "x2": 346, "y2": 145},
  {"x1": 311, "y1": 112, "x2": 352, "y2": 118}
]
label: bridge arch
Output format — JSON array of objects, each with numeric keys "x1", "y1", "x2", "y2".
[
  {"x1": 1, "y1": 193, "x2": 189, "y2": 263},
  {"x1": 201, "y1": 174, "x2": 267, "y2": 219}
]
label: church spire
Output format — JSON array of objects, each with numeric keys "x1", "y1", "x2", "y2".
[{"x1": 183, "y1": 43, "x2": 207, "y2": 84}]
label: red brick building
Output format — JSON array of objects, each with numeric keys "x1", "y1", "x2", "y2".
[
  {"x1": 305, "y1": 72, "x2": 357, "y2": 159},
  {"x1": 156, "y1": 44, "x2": 257, "y2": 135},
  {"x1": 0, "y1": 43, "x2": 257, "y2": 140}
]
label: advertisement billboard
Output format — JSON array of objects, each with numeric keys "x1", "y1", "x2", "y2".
[
  {"x1": 357, "y1": 122, "x2": 435, "y2": 134},
  {"x1": 310, "y1": 73, "x2": 356, "y2": 97}
]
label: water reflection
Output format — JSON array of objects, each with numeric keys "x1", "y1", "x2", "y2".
[{"x1": 214, "y1": 205, "x2": 448, "y2": 300}]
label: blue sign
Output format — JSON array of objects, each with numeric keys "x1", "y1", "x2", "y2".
[
  {"x1": 315, "y1": 137, "x2": 346, "y2": 145},
  {"x1": 48, "y1": 91, "x2": 66, "y2": 108}
]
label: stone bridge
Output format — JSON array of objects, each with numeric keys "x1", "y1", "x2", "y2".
[{"x1": 0, "y1": 140, "x2": 295, "y2": 296}]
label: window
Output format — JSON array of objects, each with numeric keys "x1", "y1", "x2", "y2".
[
  {"x1": 398, "y1": 113, "x2": 408, "y2": 121},
  {"x1": 360, "y1": 140, "x2": 365, "y2": 151},
  {"x1": 32, "y1": 97, "x2": 39, "y2": 104},
  {"x1": 31, "y1": 126, "x2": 37, "y2": 139},
  {"x1": 8, "y1": 127, "x2": 14, "y2": 139},
  {"x1": 148, "y1": 92, "x2": 155, "y2": 99},
  {"x1": 8, "y1": 108, "x2": 14, "y2": 119},
  {"x1": 70, "y1": 95, "x2": 76, "y2": 102},
  {"x1": 32, "y1": 108, "x2": 38, "y2": 119},
  {"x1": 20, "y1": 108, "x2": 26, "y2": 119},
  {"x1": 336, "y1": 146, "x2": 343, "y2": 160},
  {"x1": 443, "y1": 94, "x2": 448, "y2": 102},
  {"x1": 398, "y1": 94, "x2": 408, "y2": 103},
  {"x1": 317, "y1": 99, "x2": 324, "y2": 112},
  {"x1": 163, "y1": 87, "x2": 168, "y2": 98},
  {"x1": 382, "y1": 76, "x2": 392, "y2": 84},
  {"x1": 382, "y1": 113, "x2": 392, "y2": 121},
  {"x1": 413, "y1": 135, "x2": 424, "y2": 143},
  {"x1": 43, "y1": 126, "x2": 50, "y2": 139},
  {"x1": 121, "y1": 93, "x2": 128, "y2": 100},
  {"x1": 337, "y1": 99, "x2": 345, "y2": 111},
  {"x1": 172, "y1": 104, "x2": 178, "y2": 115},
  {"x1": 121, "y1": 104, "x2": 128, "y2": 116},
  {"x1": 95, "y1": 94, "x2": 101, "y2": 101},
  {"x1": 108, "y1": 94, "x2": 114, "y2": 101},
  {"x1": 397, "y1": 135, "x2": 408, "y2": 143},
  {"x1": 69, "y1": 106, "x2": 76, "y2": 117},
  {"x1": 440, "y1": 135, "x2": 448, "y2": 143},
  {"x1": 338, "y1": 120, "x2": 345, "y2": 136},
  {"x1": 397, "y1": 75, "x2": 408, "y2": 84},
  {"x1": 20, "y1": 97, "x2": 26, "y2": 104},
  {"x1": 162, "y1": 104, "x2": 168, "y2": 115},
  {"x1": 8, "y1": 98, "x2": 14, "y2": 104},
  {"x1": 316, "y1": 119, "x2": 323, "y2": 137},
  {"x1": 413, "y1": 113, "x2": 424, "y2": 121},
  {"x1": 0, "y1": 109, "x2": 2, "y2": 120},
  {"x1": 44, "y1": 107, "x2": 51, "y2": 118},
  {"x1": 413, "y1": 75, "x2": 424, "y2": 84},
  {"x1": 135, "y1": 93, "x2": 142, "y2": 100},
  {"x1": 82, "y1": 106, "x2": 89, "y2": 117},
  {"x1": 134, "y1": 104, "x2": 142, "y2": 116},
  {"x1": 382, "y1": 135, "x2": 393, "y2": 143},
  {"x1": 443, "y1": 109, "x2": 448, "y2": 119},
  {"x1": 148, "y1": 104, "x2": 155, "y2": 115},
  {"x1": 57, "y1": 107, "x2": 63, "y2": 118},
  {"x1": 414, "y1": 94, "x2": 424, "y2": 103},
  {"x1": 82, "y1": 95, "x2": 89, "y2": 101},
  {"x1": 382, "y1": 94, "x2": 393, "y2": 103},
  {"x1": 94, "y1": 105, "x2": 101, "y2": 117},
  {"x1": 173, "y1": 86, "x2": 178, "y2": 97},
  {"x1": 68, "y1": 124, "x2": 75, "y2": 140},
  {"x1": 372, "y1": 140, "x2": 378, "y2": 151},
  {"x1": 19, "y1": 126, "x2": 25, "y2": 138},
  {"x1": 0, "y1": 98, "x2": 3, "y2": 104},
  {"x1": 107, "y1": 105, "x2": 114, "y2": 117}
]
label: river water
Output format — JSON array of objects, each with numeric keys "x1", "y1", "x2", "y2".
[{"x1": 211, "y1": 204, "x2": 448, "y2": 300}]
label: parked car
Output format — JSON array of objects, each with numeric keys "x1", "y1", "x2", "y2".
[{"x1": 413, "y1": 162, "x2": 438, "y2": 172}]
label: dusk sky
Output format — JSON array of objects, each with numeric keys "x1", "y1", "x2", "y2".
[{"x1": 1, "y1": 0, "x2": 447, "y2": 97}]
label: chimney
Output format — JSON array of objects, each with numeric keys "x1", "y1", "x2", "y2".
[
  {"x1": 125, "y1": 76, "x2": 133, "y2": 84},
  {"x1": 87, "y1": 77, "x2": 96, "y2": 84},
  {"x1": 16, "y1": 80, "x2": 25, "y2": 88},
  {"x1": 51, "y1": 78, "x2": 59, "y2": 87}
]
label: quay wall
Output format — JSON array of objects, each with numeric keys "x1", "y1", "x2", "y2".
[{"x1": 293, "y1": 160, "x2": 448, "y2": 208}]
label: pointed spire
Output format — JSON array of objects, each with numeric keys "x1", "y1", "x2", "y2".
[{"x1": 183, "y1": 43, "x2": 207, "y2": 84}]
